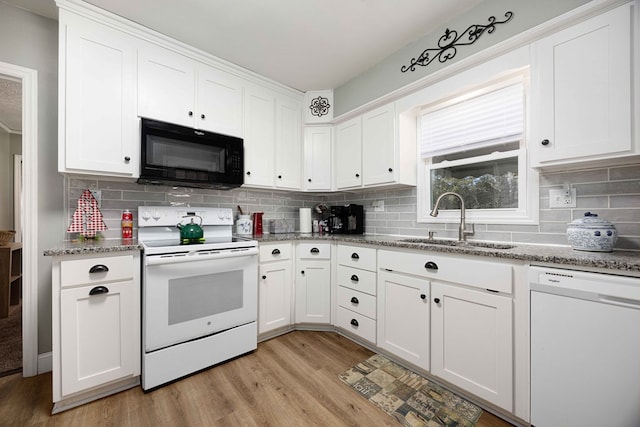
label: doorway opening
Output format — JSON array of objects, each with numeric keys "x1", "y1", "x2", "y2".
[{"x1": 0, "y1": 61, "x2": 39, "y2": 377}]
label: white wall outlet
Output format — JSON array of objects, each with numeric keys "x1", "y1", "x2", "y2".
[
  {"x1": 91, "y1": 190, "x2": 102, "y2": 207},
  {"x1": 372, "y1": 200, "x2": 385, "y2": 212},
  {"x1": 549, "y1": 188, "x2": 576, "y2": 208}
]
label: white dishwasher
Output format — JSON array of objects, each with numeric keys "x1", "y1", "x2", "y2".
[{"x1": 530, "y1": 266, "x2": 640, "y2": 427}]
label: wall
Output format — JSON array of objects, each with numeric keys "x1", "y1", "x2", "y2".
[
  {"x1": 326, "y1": 164, "x2": 640, "y2": 251},
  {"x1": 0, "y1": 3, "x2": 62, "y2": 354},
  {"x1": 333, "y1": 0, "x2": 590, "y2": 116},
  {"x1": 64, "y1": 177, "x2": 327, "y2": 239},
  {"x1": 65, "y1": 162, "x2": 640, "y2": 251},
  {"x1": 0, "y1": 128, "x2": 9, "y2": 229}
]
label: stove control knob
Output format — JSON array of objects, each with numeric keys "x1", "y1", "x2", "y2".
[
  {"x1": 152, "y1": 211, "x2": 161, "y2": 221},
  {"x1": 226, "y1": 211, "x2": 232, "y2": 220},
  {"x1": 218, "y1": 211, "x2": 225, "y2": 220},
  {"x1": 141, "y1": 210, "x2": 151, "y2": 221}
]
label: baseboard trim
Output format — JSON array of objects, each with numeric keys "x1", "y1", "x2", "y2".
[{"x1": 38, "y1": 352, "x2": 52, "y2": 374}]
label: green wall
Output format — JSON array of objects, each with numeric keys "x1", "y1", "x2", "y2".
[{"x1": 334, "y1": 0, "x2": 591, "y2": 116}]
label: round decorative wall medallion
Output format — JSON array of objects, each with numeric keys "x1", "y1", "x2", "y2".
[{"x1": 309, "y1": 96, "x2": 331, "y2": 117}]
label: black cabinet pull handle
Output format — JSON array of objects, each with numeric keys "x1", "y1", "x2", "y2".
[
  {"x1": 278, "y1": 175, "x2": 282, "y2": 179},
  {"x1": 271, "y1": 249, "x2": 280, "y2": 255},
  {"x1": 350, "y1": 319, "x2": 359, "y2": 327},
  {"x1": 89, "y1": 286, "x2": 109, "y2": 296},
  {"x1": 434, "y1": 298, "x2": 441, "y2": 304},
  {"x1": 308, "y1": 178, "x2": 312, "y2": 182},
  {"x1": 89, "y1": 264, "x2": 109, "y2": 274},
  {"x1": 388, "y1": 167, "x2": 393, "y2": 172},
  {"x1": 188, "y1": 111, "x2": 193, "y2": 117},
  {"x1": 350, "y1": 274, "x2": 359, "y2": 282},
  {"x1": 262, "y1": 275, "x2": 266, "y2": 280},
  {"x1": 124, "y1": 156, "x2": 131, "y2": 162},
  {"x1": 310, "y1": 248, "x2": 320, "y2": 254},
  {"x1": 200, "y1": 114, "x2": 205, "y2": 119},
  {"x1": 420, "y1": 294, "x2": 426, "y2": 300},
  {"x1": 351, "y1": 253, "x2": 359, "y2": 260},
  {"x1": 424, "y1": 261, "x2": 438, "y2": 271},
  {"x1": 350, "y1": 297, "x2": 359, "y2": 304},
  {"x1": 541, "y1": 139, "x2": 550, "y2": 146},
  {"x1": 355, "y1": 173, "x2": 360, "y2": 178},
  {"x1": 301, "y1": 270, "x2": 305, "y2": 275},
  {"x1": 246, "y1": 171, "x2": 251, "y2": 176}
]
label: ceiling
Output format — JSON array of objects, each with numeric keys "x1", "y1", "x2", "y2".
[{"x1": 1, "y1": 0, "x2": 485, "y2": 132}]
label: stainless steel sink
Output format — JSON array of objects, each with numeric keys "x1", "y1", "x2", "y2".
[{"x1": 400, "y1": 238, "x2": 515, "y2": 250}]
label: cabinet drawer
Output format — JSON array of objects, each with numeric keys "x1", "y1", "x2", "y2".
[
  {"x1": 378, "y1": 250, "x2": 513, "y2": 293},
  {"x1": 60, "y1": 255, "x2": 134, "y2": 288},
  {"x1": 337, "y1": 265, "x2": 376, "y2": 296},
  {"x1": 297, "y1": 242, "x2": 331, "y2": 260},
  {"x1": 337, "y1": 244, "x2": 376, "y2": 271},
  {"x1": 259, "y1": 242, "x2": 292, "y2": 261},
  {"x1": 337, "y1": 286, "x2": 376, "y2": 319},
  {"x1": 337, "y1": 307, "x2": 376, "y2": 344}
]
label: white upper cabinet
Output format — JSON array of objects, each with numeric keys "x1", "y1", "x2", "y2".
[
  {"x1": 304, "y1": 126, "x2": 332, "y2": 191},
  {"x1": 243, "y1": 86, "x2": 303, "y2": 190},
  {"x1": 138, "y1": 43, "x2": 196, "y2": 128},
  {"x1": 59, "y1": 10, "x2": 138, "y2": 177},
  {"x1": 243, "y1": 84, "x2": 276, "y2": 187},
  {"x1": 362, "y1": 104, "x2": 396, "y2": 186},
  {"x1": 275, "y1": 95, "x2": 303, "y2": 190},
  {"x1": 335, "y1": 102, "x2": 416, "y2": 190},
  {"x1": 138, "y1": 43, "x2": 243, "y2": 137},
  {"x1": 335, "y1": 117, "x2": 363, "y2": 189},
  {"x1": 530, "y1": 4, "x2": 634, "y2": 167},
  {"x1": 197, "y1": 66, "x2": 244, "y2": 137}
]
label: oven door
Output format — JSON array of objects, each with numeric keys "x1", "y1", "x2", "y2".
[{"x1": 143, "y1": 247, "x2": 258, "y2": 353}]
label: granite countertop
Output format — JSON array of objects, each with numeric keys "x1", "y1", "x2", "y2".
[
  {"x1": 43, "y1": 239, "x2": 143, "y2": 256},
  {"x1": 43, "y1": 234, "x2": 639, "y2": 273},
  {"x1": 256, "y1": 233, "x2": 640, "y2": 273}
]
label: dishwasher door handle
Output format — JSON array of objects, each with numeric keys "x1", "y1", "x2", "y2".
[{"x1": 598, "y1": 295, "x2": 640, "y2": 309}]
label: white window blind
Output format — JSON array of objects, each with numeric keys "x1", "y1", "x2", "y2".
[{"x1": 420, "y1": 82, "x2": 524, "y2": 158}]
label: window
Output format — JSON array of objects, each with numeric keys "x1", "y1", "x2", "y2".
[{"x1": 417, "y1": 73, "x2": 538, "y2": 224}]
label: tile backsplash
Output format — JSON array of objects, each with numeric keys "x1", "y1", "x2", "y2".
[{"x1": 65, "y1": 163, "x2": 640, "y2": 250}]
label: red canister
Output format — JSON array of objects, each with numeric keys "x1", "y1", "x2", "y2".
[{"x1": 121, "y1": 209, "x2": 133, "y2": 239}]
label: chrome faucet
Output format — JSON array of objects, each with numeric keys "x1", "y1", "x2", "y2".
[{"x1": 429, "y1": 192, "x2": 475, "y2": 242}]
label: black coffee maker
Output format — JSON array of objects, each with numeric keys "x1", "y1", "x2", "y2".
[{"x1": 328, "y1": 204, "x2": 364, "y2": 234}]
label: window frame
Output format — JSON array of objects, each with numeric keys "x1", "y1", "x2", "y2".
[{"x1": 416, "y1": 71, "x2": 539, "y2": 225}]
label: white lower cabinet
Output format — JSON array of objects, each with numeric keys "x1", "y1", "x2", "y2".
[
  {"x1": 377, "y1": 248, "x2": 516, "y2": 413},
  {"x1": 295, "y1": 243, "x2": 331, "y2": 324},
  {"x1": 52, "y1": 251, "x2": 140, "y2": 413},
  {"x1": 430, "y1": 281, "x2": 513, "y2": 410},
  {"x1": 377, "y1": 269, "x2": 430, "y2": 370},
  {"x1": 258, "y1": 243, "x2": 293, "y2": 334}
]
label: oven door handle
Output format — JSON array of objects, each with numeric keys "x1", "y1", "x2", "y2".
[{"x1": 145, "y1": 247, "x2": 258, "y2": 266}]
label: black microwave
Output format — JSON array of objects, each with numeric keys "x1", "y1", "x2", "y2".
[{"x1": 138, "y1": 118, "x2": 244, "y2": 189}]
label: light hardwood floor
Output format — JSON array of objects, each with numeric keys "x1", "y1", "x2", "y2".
[{"x1": 0, "y1": 331, "x2": 514, "y2": 426}]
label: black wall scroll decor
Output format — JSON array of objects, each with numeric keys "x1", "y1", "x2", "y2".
[
  {"x1": 401, "y1": 11, "x2": 514, "y2": 73},
  {"x1": 309, "y1": 96, "x2": 331, "y2": 117}
]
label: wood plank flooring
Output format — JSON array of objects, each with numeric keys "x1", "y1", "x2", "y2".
[{"x1": 0, "y1": 331, "x2": 515, "y2": 426}]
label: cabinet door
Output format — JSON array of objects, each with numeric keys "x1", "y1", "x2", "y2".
[
  {"x1": 243, "y1": 85, "x2": 275, "y2": 187},
  {"x1": 531, "y1": 4, "x2": 632, "y2": 165},
  {"x1": 275, "y1": 95, "x2": 302, "y2": 190},
  {"x1": 362, "y1": 104, "x2": 396, "y2": 186},
  {"x1": 304, "y1": 126, "x2": 332, "y2": 191},
  {"x1": 295, "y1": 261, "x2": 331, "y2": 324},
  {"x1": 377, "y1": 270, "x2": 430, "y2": 370},
  {"x1": 62, "y1": 12, "x2": 138, "y2": 176},
  {"x1": 197, "y1": 66, "x2": 243, "y2": 137},
  {"x1": 138, "y1": 43, "x2": 196, "y2": 127},
  {"x1": 60, "y1": 280, "x2": 137, "y2": 396},
  {"x1": 259, "y1": 260, "x2": 292, "y2": 334},
  {"x1": 431, "y1": 281, "x2": 513, "y2": 410},
  {"x1": 335, "y1": 117, "x2": 362, "y2": 189}
]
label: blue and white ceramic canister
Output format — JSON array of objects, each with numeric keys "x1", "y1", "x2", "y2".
[{"x1": 567, "y1": 212, "x2": 618, "y2": 252}]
